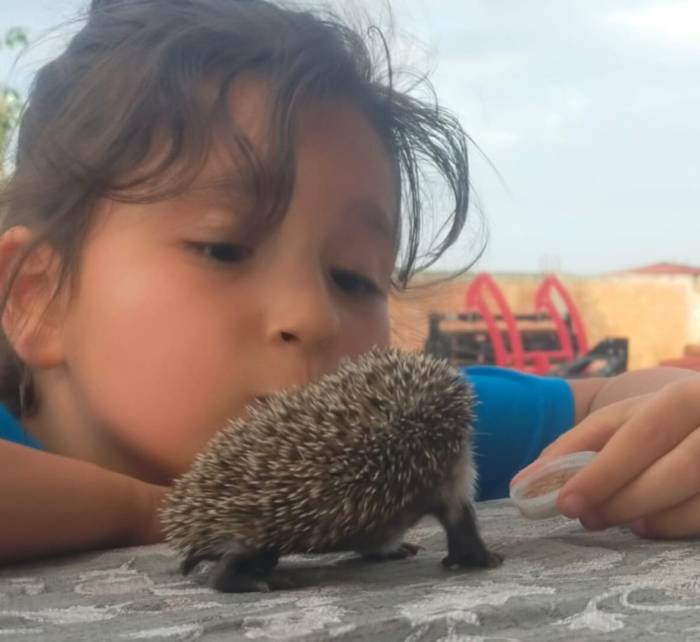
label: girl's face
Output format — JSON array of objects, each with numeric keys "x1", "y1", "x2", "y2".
[{"x1": 38, "y1": 81, "x2": 397, "y2": 482}]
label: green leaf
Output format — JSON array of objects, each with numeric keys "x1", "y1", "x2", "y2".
[{"x1": 3, "y1": 27, "x2": 29, "y2": 50}]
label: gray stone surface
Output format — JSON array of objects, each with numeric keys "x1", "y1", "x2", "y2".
[{"x1": 2, "y1": 499, "x2": 700, "y2": 641}]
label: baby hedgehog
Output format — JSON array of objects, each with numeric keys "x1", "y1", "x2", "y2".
[{"x1": 160, "y1": 346, "x2": 502, "y2": 592}]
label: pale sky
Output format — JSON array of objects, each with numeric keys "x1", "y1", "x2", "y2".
[{"x1": 1, "y1": 0, "x2": 699, "y2": 274}]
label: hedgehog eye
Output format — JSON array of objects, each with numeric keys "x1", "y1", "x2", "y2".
[{"x1": 332, "y1": 269, "x2": 382, "y2": 297}]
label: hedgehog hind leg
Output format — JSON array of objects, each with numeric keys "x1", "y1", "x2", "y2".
[
  {"x1": 434, "y1": 500, "x2": 502, "y2": 570},
  {"x1": 205, "y1": 547, "x2": 298, "y2": 593}
]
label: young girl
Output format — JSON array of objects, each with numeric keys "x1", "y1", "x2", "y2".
[{"x1": 1, "y1": 0, "x2": 699, "y2": 564}]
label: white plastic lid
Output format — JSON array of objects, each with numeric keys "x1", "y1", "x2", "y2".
[{"x1": 509, "y1": 451, "x2": 597, "y2": 519}]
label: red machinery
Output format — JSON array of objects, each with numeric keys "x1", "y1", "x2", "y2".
[{"x1": 424, "y1": 273, "x2": 627, "y2": 377}]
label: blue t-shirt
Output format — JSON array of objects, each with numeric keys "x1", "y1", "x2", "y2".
[
  {"x1": 0, "y1": 367, "x2": 574, "y2": 500},
  {"x1": 463, "y1": 367, "x2": 574, "y2": 500},
  {"x1": 0, "y1": 404, "x2": 42, "y2": 450}
]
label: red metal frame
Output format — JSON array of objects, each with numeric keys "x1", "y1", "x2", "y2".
[
  {"x1": 462, "y1": 273, "x2": 588, "y2": 374},
  {"x1": 464, "y1": 274, "x2": 525, "y2": 369},
  {"x1": 534, "y1": 276, "x2": 588, "y2": 361}
]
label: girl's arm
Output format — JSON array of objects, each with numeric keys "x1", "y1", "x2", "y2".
[
  {"x1": 567, "y1": 366, "x2": 700, "y2": 422},
  {"x1": 0, "y1": 439, "x2": 166, "y2": 564}
]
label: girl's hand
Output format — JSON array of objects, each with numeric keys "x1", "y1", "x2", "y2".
[
  {"x1": 131, "y1": 481, "x2": 169, "y2": 546},
  {"x1": 0, "y1": 440, "x2": 170, "y2": 564},
  {"x1": 513, "y1": 377, "x2": 700, "y2": 539}
]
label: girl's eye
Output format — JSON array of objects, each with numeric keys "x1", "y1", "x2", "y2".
[
  {"x1": 191, "y1": 242, "x2": 249, "y2": 264},
  {"x1": 332, "y1": 269, "x2": 382, "y2": 297}
]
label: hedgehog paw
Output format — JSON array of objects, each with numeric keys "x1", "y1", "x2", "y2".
[
  {"x1": 262, "y1": 571, "x2": 299, "y2": 591},
  {"x1": 180, "y1": 552, "x2": 222, "y2": 576},
  {"x1": 363, "y1": 542, "x2": 423, "y2": 561},
  {"x1": 208, "y1": 569, "x2": 299, "y2": 593},
  {"x1": 204, "y1": 549, "x2": 298, "y2": 593},
  {"x1": 441, "y1": 549, "x2": 503, "y2": 570}
]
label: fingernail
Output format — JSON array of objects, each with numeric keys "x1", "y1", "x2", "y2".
[
  {"x1": 510, "y1": 457, "x2": 551, "y2": 487},
  {"x1": 580, "y1": 511, "x2": 606, "y2": 531},
  {"x1": 631, "y1": 519, "x2": 649, "y2": 538},
  {"x1": 558, "y1": 493, "x2": 585, "y2": 518}
]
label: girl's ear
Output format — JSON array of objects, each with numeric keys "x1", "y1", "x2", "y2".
[{"x1": 0, "y1": 226, "x2": 67, "y2": 369}]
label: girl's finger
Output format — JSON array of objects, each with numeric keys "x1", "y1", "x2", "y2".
[
  {"x1": 560, "y1": 381, "x2": 700, "y2": 516},
  {"x1": 539, "y1": 394, "x2": 643, "y2": 460},
  {"x1": 593, "y1": 423, "x2": 700, "y2": 526},
  {"x1": 632, "y1": 491, "x2": 700, "y2": 540},
  {"x1": 510, "y1": 396, "x2": 639, "y2": 487}
]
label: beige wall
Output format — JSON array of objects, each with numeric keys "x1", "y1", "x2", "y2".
[{"x1": 389, "y1": 273, "x2": 700, "y2": 370}]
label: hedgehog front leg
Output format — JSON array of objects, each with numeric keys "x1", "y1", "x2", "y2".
[
  {"x1": 181, "y1": 551, "x2": 221, "y2": 576},
  {"x1": 435, "y1": 501, "x2": 503, "y2": 570},
  {"x1": 203, "y1": 547, "x2": 297, "y2": 593}
]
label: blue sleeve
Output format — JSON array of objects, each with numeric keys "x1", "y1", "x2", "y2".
[
  {"x1": 463, "y1": 366, "x2": 574, "y2": 501},
  {"x1": 0, "y1": 404, "x2": 43, "y2": 450}
]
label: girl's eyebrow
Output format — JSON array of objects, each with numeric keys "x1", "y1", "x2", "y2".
[
  {"x1": 186, "y1": 177, "x2": 253, "y2": 204},
  {"x1": 183, "y1": 182, "x2": 395, "y2": 241},
  {"x1": 346, "y1": 200, "x2": 395, "y2": 243}
]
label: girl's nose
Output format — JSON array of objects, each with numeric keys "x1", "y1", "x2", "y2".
[{"x1": 265, "y1": 270, "x2": 341, "y2": 352}]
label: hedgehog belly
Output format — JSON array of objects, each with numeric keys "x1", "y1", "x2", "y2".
[{"x1": 324, "y1": 498, "x2": 428, "y2": 555}]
